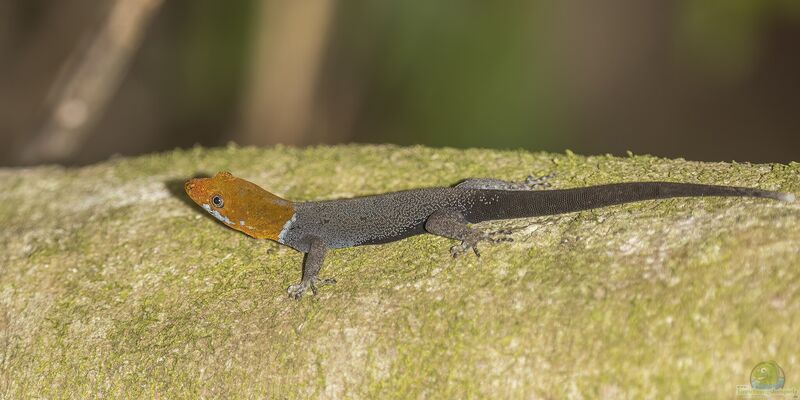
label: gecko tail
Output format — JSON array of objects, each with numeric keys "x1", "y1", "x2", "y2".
[
  {"x1": 775, "y1": 192, "x2": 796, "y2": 203},
  {"x1": 466, "y1": 182, "x2": 793, "y2": 222},
  {"x1": 738, "y1": 187, "x2": 795, "y2": 202}
]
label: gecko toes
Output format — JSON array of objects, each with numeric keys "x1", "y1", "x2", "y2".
[
  {"x1": 287, "y1": 283, "x2": 307, "y2": 299},
  {"x1": 487, "y1": 229, "x2": 514, "y2": 243},
  {"x1": 524, "y1": 172, "x2": 555, "y2": 189},
  {"x1": 472, "y1": 246, "x2": 481, "y2": 257},
  {"x1": 450, "y1": 242, "x2": 481, "y2": 258},
  {"x1": 450, "y1": 244, "x2": 467, "y2": 258},
  {"x1": 287, "y1": 277, "x2": 337, "y2": 299},
  {"x1": 449, "y1": 230, "x2": 514, "y2": 259},
  {"x1": 319, "y1": 278, "x2": 337, "y2": 285}
]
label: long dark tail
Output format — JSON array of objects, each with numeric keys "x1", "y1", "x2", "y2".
[{"x1": 466, "y1": 182, "x2": 794, "y2": 222}]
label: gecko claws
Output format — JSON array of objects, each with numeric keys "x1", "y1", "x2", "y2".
[
  {"x1": 524, "y1": 172, "x2": 555, "y2": 190},
  {"x1": 288, "y1": 283, "x2": 307, "y2": 299},
  {"x1": 450, "y1": 229, "x2": 514, "y2": 258},
  {"x1": 485, "y1": 229, "x2": 514, "y2": 244},
  {"x1": 450, "y1": 241, "x2": 482, "y2": 258},
  {"x1": 449, "y1": 229, "x2": 514, "y2": 258},
  {"x1": 450, "y1": 243, "x2": 469, "y2": 258},
  {"x1": 488, "y1": 229, "x2": 514, "y2": 241},
  {"x1": 288, "y1": 277, "x2": 337, "y2": 299}
]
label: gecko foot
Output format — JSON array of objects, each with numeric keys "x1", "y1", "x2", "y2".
[
  {"x1": 450, "y1": 242, "x2": 481, "y2": 258},
  {"x1": 524, "y1": 173, "x2": 555, "y2": 190},
  {"x1": 449, "y1": 230, "x2": 514, "y2": 258},
  {"x1": 288, "y1": 277, "x2": 337, "y2": 299},
  {"x1": 487, "y1": 229, "x2": 514, "y2": 244}
]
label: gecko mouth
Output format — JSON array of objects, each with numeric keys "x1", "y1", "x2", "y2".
[{"x1": 201, "y1": 203, "x2": 235, "y2": 226}]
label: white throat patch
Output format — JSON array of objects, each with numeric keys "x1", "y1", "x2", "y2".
[
  {"x1": 201, "y1": 204, "x2": 234, "y2": 226},
  {"x1": 277, "y1": 213, "x2": 297, "y2": 244}
]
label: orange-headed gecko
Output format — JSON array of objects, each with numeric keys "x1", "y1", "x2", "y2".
[{"x1": 185, "y1": 171, "x2": 794, "y2": 299}]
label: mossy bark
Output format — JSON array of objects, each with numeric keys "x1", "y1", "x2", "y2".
[{"x1": 1, "y1": 145, "x2": 798, "y2": 398}]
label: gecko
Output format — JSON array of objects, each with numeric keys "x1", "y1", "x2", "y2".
[{"x1": 184, "y1": 171, "x2": 794, "y2": 299}]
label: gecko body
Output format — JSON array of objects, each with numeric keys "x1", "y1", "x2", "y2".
[{"x1": 185, "y1": 172, "x2": 794, "y2": 298}]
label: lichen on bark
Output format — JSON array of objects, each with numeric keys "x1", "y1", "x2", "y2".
[{"x1": 0, "y1": 144, "x2": 798, "y2": 398}]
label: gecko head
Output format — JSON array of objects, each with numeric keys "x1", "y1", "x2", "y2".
[{"x1": 184, "y1": 171, "x2": 295, "y2": 241}]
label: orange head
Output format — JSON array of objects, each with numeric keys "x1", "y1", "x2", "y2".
[{"x1": 184, "y1": 172, "x2": 295, "y2": 241}]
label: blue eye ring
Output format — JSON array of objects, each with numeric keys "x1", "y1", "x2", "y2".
[{"x1": 211, "y1": 195, "x2": 224, "y2": 208}]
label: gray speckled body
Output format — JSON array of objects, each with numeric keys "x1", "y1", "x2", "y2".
[
  {"x1": 279, "y1": 188, "x2": 494, "y2": 252},
  {"x1": 276, "y1": 182, "x2": 790, "y2": 253},
  {"x1": 270, "y1": 179, "x2": 791, "y2": 298}
]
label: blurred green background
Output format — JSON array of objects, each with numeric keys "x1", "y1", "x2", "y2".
[{"x1": 0, "y1": 0, "x2": 798, "y2": 166}]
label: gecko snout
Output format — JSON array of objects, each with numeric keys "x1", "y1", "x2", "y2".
[
  {"x1": 184, "y1": 179, "x2": 206, "y2": 202},
  {"x1": 184, "y1": 180, "x2": 197, "y2": 195}
]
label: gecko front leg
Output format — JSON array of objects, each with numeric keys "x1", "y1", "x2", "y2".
[
  {"x1": 287, "y1": 237, "x2": 337, "y2": 299},
  {"x1": 425, "y1": 209, "x2": 512, "y2": 258}
]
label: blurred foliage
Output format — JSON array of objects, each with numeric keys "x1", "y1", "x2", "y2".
[
  {"x1": 174, "y1": 0, "x2": 255, "y2": 119},
  {"x1": 0, "y1": 1, "x2": 798, "y2": 165},
  {"x1": 118, "y1": 0, "x2": 255, "y2": 153},
  {"x1": 675, "y1": 0, "x2": 800, "y2": 80},
  {"x1": 334, "y1": 3, "x2": 566, "y2": 150}
]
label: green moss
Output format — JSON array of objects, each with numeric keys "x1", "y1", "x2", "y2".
[{"x1": 0, "y1": 145, "x2": 798, "y2": 398}]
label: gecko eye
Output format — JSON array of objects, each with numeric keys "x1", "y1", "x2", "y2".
[{"x1": 211, "y1": 195, "x2": 224, "y2": 208}]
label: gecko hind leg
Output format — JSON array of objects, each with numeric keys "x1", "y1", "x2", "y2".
[
  {"x1": 287, "y1": 237, "x2": 336, "y2": 299},
  {"x1": 455, "y1": 173, "x2": 555, "y2": 191},
  {"x1": 425, "y1": 209, "x2": 513, "y2": 258}
]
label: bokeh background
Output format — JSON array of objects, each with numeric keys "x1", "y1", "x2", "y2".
[{"x1": 1, "y1": 0, "x2": 798, "y2": 167}]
